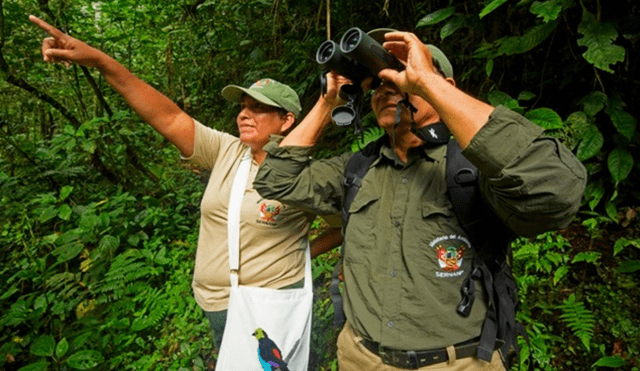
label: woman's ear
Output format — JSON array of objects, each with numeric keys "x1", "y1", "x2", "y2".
[{"x1": 279, "y1": 112, "x2": 296, "y2": 134}]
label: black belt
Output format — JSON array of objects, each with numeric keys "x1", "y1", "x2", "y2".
[{"x1": 360, "y1": 338, "x2": 497, "y2": 369}]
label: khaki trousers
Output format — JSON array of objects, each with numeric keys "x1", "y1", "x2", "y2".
[{"x1": 337, "y1": 322, "x2": 506, "y2": 371}]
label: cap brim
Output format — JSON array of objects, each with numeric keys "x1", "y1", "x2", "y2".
[{"x1": 221, "y1": 85, "x2": 281, "y2": 108}]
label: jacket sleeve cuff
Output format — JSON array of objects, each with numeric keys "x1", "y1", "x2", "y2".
[
  {"x1": 462, "y1": 105, "x2": 544, "y2": 178},
  {"x1": 262, "y1": 135, "x2": 315, "y2": 176}
]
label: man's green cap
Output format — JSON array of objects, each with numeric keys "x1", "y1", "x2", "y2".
[
  {"x1": 221, "y1": 78, "x2": 302, "y2": 118},
  {"x1": 367, "y1": 28, "x2": 454, "y2": 78}
]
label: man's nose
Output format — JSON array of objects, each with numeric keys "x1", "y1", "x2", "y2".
[{"x1": 373, "y1": 83, "x2": 395, "y2": 100}]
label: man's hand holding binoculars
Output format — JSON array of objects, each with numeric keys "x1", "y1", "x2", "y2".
[{"x1": 377, "y1": 31, "x2": 441, "y2": 101}]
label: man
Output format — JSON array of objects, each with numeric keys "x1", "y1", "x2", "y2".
[{"x1": 254, "y1": 30, "x2": 586, "y2": 370}]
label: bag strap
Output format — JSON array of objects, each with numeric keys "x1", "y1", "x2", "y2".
[
  {"x1": 227, "y1": 148, "x2": 312, "y2": 290},
  {"x1": 227, "y1": 148, "x2": 253, "y2": 288},
  {"x1": 341, "y1": 138, "x2": 384, "y2": 231}
]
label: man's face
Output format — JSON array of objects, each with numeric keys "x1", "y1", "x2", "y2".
[
  {"x1": 236, "y1": 95, "x2": 291, "y2": 149},
  {"x1": 370, "y1": 80, "x2": 438, "y2": 131}
]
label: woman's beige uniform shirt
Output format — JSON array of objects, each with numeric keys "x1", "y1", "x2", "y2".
[{"x1": 185, "y1": 121, "x2": 313, "y2": 312}]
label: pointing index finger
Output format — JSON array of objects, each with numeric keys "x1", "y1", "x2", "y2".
[{"x1": 29, "y1": 15, "x2": 65, "y2": 39}]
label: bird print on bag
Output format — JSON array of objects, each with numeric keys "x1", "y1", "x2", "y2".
[{"x1": 252, "y1": 328, "x2": 289, "y2": 371}]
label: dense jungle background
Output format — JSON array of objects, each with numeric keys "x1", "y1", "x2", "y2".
[{"x1": 1, "y1": 0, "x2": 639, "y2": 370}]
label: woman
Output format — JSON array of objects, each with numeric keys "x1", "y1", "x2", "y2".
[{"x1": 29, "y1": 15, "x2": 342, "y2": 353}]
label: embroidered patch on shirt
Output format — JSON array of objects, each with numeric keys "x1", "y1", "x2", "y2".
[
  {"x1": 259, "y1": 202, "x2": 281, "y2": 224},
  {"x1": 430, "y1": 235, "x2": 470, "y2": 278}
]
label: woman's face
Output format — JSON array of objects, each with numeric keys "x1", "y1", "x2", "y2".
[{"x1": 236, "y1": 95, "x2": 293, "y2": 150}]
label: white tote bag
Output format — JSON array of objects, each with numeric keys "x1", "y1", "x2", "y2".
[{"x1": 216, "y1": 148, "x2": 313, "y2": 371}]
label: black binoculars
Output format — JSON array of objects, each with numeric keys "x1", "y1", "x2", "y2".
[{"x1": 315, "y1": 27, "x2": 405, "y2": 128}]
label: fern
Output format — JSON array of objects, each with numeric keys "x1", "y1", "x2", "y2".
[{"x1": 557, "y1": 294, "x2": 595, "y2": 351}]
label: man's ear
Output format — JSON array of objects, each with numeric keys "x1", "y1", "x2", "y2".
[
  {"x1": 279, "y1": 112, "x2": 296, "y2": 134},
  {"x1": 445, "y1": 77, "x2": 456, "y2": 87}
]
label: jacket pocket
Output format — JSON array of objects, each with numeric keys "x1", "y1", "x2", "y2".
[{"x1": 343, "y1": 186, "x2": 381, "y2": 264}]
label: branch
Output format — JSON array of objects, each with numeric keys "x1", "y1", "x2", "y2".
[
  {"x1": 80, "y1": 66, "x2": 113, "y2": 117},
  {"x1": 0, "y1": 55, "x2": 82, "y2": 128}
]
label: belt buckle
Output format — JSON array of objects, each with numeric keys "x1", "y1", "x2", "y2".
[{"x1": 407, "y1": 350, "x2": 419, "y2": 369}]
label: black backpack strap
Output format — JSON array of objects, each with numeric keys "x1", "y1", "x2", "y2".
[
  {"x1": 341, "y1": 139, "x2": 383, "y2": 230},
  {"x1": 445, "y1": 139, "x2": 482, "y2": 241}
]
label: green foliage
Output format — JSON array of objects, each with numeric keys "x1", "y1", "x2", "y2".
[
  {"x1": 577, "y1": 9, "x2": 626, "y2": 74},
  {"x1": 557, "y1": 294, "x2": 596, "y2": 351}
]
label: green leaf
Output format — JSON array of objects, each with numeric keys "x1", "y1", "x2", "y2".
[
  {"x1": 576, "y1": 125, "x2": 603, "y2": 161},
  {"x1": 607, "y1": 109, "x2": 637, "y2": 141},
  {"x1": 571, "y1": 252, "x2": 601, "y2": 264},
  {"x1": 39, "y1": 206, "x2": 59, "y2": 223},
  {"x1": 56, "y1": 338, "x2": 69, "y2": 359},
  {"x1": 498, "y1": 20, "x2": 558, "y2": 55},
  {"x1": 530, "y1": 0, "x2": 563, "y2": 22},
  {"x1": 18, "y1": 362, "x2": 50, "y2": 371},
  {"x1": 99, "y1": 235, "x2": 120, "y2": 255},
  {"x1": 479, "y1": 0, "x2": 510, "y2": 19},
  {"x1": 525, "y1": 108, "x2": 563, "y2": 129},
  {"x1": 618, "y1": 260, "x2": 640, "y2": 273},
  {"x1": 417, "y1": 7, "x2": 455, "y2": 27},
  {"x1": 565, "y1": 111, "x2": 590, "y2": 136},
  {"x1": 518, "y1": 91, "x2": 536, "y2": 101},
  {"x1": 487, "y1": 91, "x2": 522, "y2": 112},
  {"x1": 613, "y1": 238, "x2": 640, "y2": 256},
  {"x1": 485, "y1": 59, "x2": 494, "y2": 77},
  {"x1": 607, "y1": 147, "x2": 633, "y2": 183},
  {"x1": 31, "y1": 335, "x2": 55, "y2": 357},
  {"x1": 66, "y1": 350, "x2": 105, "y2": 370},
  {"x1": 59, "y1": 186, "x2": 73, "y2": 201},
  {"x1": 592, "y1": 355, "x2": 626, "y2": 368},
  {"x1": 605, "y1": 200, "x2": 618, "y2": 221},
  {"x1": 579, "y1": 91, "x2": 607, "y2": 117},
  {"x1": 440, "y1": 16, "x2": 467, "y2": 40},
  {"x1": 53, "y1": 231, "x2": 85, "y2": 262},
  {"x1": 577, "y1": 10, "x2": 626, "y2": 73},
  {"x1": 58, "y1": 205, "x2": 73, "y2": 221},
  {"x1": 553, "y1": 265, "x2": 569, "y2": 285}
]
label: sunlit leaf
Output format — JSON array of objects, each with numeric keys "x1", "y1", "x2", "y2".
[{"x1": 525, "y1": 108, "x2": 563, "y2": 129}]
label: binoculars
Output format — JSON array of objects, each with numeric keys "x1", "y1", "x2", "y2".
[{"x1": 315, "y1": 27, "x2": 405, "y2": 128}]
